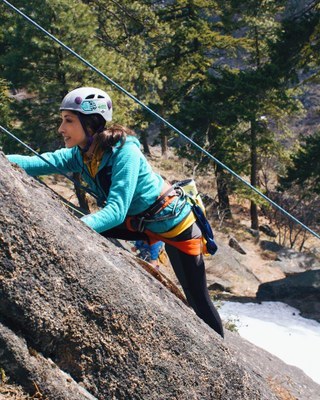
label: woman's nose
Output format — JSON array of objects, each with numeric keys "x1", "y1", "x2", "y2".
[{"x1": 58, "y1": 122, "x2": 64, "y2": 134}]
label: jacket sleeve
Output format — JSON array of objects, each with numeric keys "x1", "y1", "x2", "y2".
[
  {"x1": 81, "y1": 143, "x2": 141, "y2": 233},
  {"x1": 7, "y1": 148, "x2": 80, "y2": 176}
]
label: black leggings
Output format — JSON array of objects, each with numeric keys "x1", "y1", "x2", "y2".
[{"x1": 100, "y1": 224, "x2": 224, "y2": 338}]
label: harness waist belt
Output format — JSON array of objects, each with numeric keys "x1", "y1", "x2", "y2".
[{"x1": 135, "y1": 186, "x2": 176, "y2": 219}]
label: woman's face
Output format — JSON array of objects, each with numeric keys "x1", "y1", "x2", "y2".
[{"x1": 59, "y1": 111, "x2": 87, "y2": 149}]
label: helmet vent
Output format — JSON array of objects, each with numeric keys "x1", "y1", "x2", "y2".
[{"x1": 85, "y1": 94, "x2": 95, "y2": 99}]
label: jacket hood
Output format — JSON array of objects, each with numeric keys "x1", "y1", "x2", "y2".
[{"x1": 113, "y1": 135, "x2": 141, "y2": 151}]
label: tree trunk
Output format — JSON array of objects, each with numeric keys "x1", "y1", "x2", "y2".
[
  {"x1": 73, "y1": 172, "x2": 90, "y2": 213},
  {"x1": 216, "y1": 166, "x2": 232, "y2": 219},
  {"x1": 250, "y1": 120, "x2": 259, "y2": 230},
  {"x1": 160, "y1": 127, "x2": 168, "y2": 158},
  {"x1": 140, "y1": 130, "x2": 151, "y2": 155}
]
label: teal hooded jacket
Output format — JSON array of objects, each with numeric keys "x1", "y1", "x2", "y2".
[{"x1": 7, "y1": 136, "x2": 191, "y2": 234}]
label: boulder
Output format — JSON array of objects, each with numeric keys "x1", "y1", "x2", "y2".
[
  {"x1": 259, "y1": 224, "x2": 277, "y2": 238},
  {"x1": 257, "y1": 270, "x2": 320, "y2": 321},
  {"x1": 260, "y1": 240, "x2": 320, "y2": 275},
  {"x1": 257, "y1": 269, "x2": 320, "y2": 299},
  {"x1": 228, "y1": 237, "x2": 247, "y2": 255},
  {"x1": 276, "y1": 247, "x2": 320, "y2": 271},
  {"x1": 260, "y1": 240, "x2": 283, "y2": 253},
  {"x1": 1, "y1": 152, "x2": 319, "y2": 399},
  {"x1": 205, "y1": 242, "x2": 261, "y2": 296}
]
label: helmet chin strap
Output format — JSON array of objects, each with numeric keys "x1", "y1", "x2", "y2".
[{"x1": 82, "y1": 135, "x2": 94, "y2": 153}]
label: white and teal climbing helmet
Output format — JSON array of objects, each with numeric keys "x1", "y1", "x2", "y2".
[{"x1": 60, "y1": 87, "x2": 112, "y2": 122}]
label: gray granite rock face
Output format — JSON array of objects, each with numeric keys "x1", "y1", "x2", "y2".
[{"x1": 1, "y1": 152, "x2": 319, "y2": 399}]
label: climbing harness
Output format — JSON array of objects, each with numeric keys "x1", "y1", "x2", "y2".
[
  {"x1": 127, "y1": 185, "x2": 186, "y2": 232},
  {"x1": 1, "y1": 0, "x2": 319, "y2": 241},
  {"x1": 141, "y1": 229, "x2": 205, "y2": 257},
  {"x1": 175, "y1": 179, "x2": 205, "y2": 210},
  {"x1": 125, "y1": 180, "x2": 218, "y2": 255}
]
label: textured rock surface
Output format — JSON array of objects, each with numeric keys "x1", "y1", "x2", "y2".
[
  {"x1": 0, "y1": 322, "x2": 96, "y2": 399},
  {"x1": 1, "y1": 152, "x2": 319, "y2": 399}
]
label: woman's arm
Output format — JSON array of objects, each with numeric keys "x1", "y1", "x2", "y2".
[
  {"x1": 81, "y1": 143, "x2": 141, "y2": 233},
  {"x1": 7, "y1": 148, "x2": 80, "y2": 176}
]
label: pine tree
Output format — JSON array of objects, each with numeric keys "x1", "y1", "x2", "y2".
[
  {"x1": 150, "y1": 0, "x2": 240, "y2": 157},
  {"x1": 0, "y1": 79, "x2": 12, "y2": 150},
  {"x1": 174, "y1": 1, "x2": 320, "y2": 227},
  {"x1": 83, "y1": 0, "x2": 167, "y2": 138},
  {"x1": 280, "y1": 131, "x2": 320, "y2": 194},
  {"x1": 0, "y1": 0, "x2": 155, "y2": 151}
]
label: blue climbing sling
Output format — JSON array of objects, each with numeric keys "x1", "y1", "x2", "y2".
[
  {"x1": 191, "y1": 201, "x2": 218, "y2": 255},
  {"x1": 174, "y1": 179, "x2": 218, "y2": 255}
]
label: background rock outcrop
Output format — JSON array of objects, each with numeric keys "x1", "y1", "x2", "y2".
[
  {"x1": 257, "y1": 270, "x2": 320, "y2": 322},
  {"x1": 0, "y1": 152, "x2": 319, "y2": 399}
]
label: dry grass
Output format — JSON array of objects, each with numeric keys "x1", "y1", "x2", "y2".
[{"x1": 260, "y1": 250, "x2": 279, "y2": 261}]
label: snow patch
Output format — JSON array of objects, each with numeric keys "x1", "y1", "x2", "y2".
[{"x1": 220, "y1": 301, "x2": 320, "y2": 385}]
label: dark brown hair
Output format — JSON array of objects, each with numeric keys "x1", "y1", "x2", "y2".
[
  {"x1": 97, "y1": 124, "x2": 135, "y2": 150},
  {"x1": 78, "y1": 112, "x2": 135, "y2": 150}
]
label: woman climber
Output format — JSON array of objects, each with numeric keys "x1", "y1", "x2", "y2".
[{"x1": 6, "y1": 86, "x2": 224, "y2": 338}]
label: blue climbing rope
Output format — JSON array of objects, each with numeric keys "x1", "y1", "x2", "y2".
[{"x1": 1, "y1": 0, "x2": 319, "y2": 241}]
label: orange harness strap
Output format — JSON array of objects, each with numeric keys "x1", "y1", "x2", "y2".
[
  {"x1": 125, "y1": 216, "x2": 203, "y2": 256},
  {"x1": 145, "y1": 230, "x2": 203, "y2": 256}
]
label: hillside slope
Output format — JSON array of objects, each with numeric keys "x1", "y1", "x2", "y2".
[{"x1": 1, "y1": 152, "x2": 319, "y2": 400}]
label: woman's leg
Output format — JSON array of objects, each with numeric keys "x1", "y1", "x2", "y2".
[
  {"x1": 165, "y1": 225, "x2": 224, "y2": 338},
  {"x1": 100, "y1": 227, "x2": 149, "y2": 241},
  {"x1": 100, "y1": 224, "x2": 224, "y2": 337}
]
